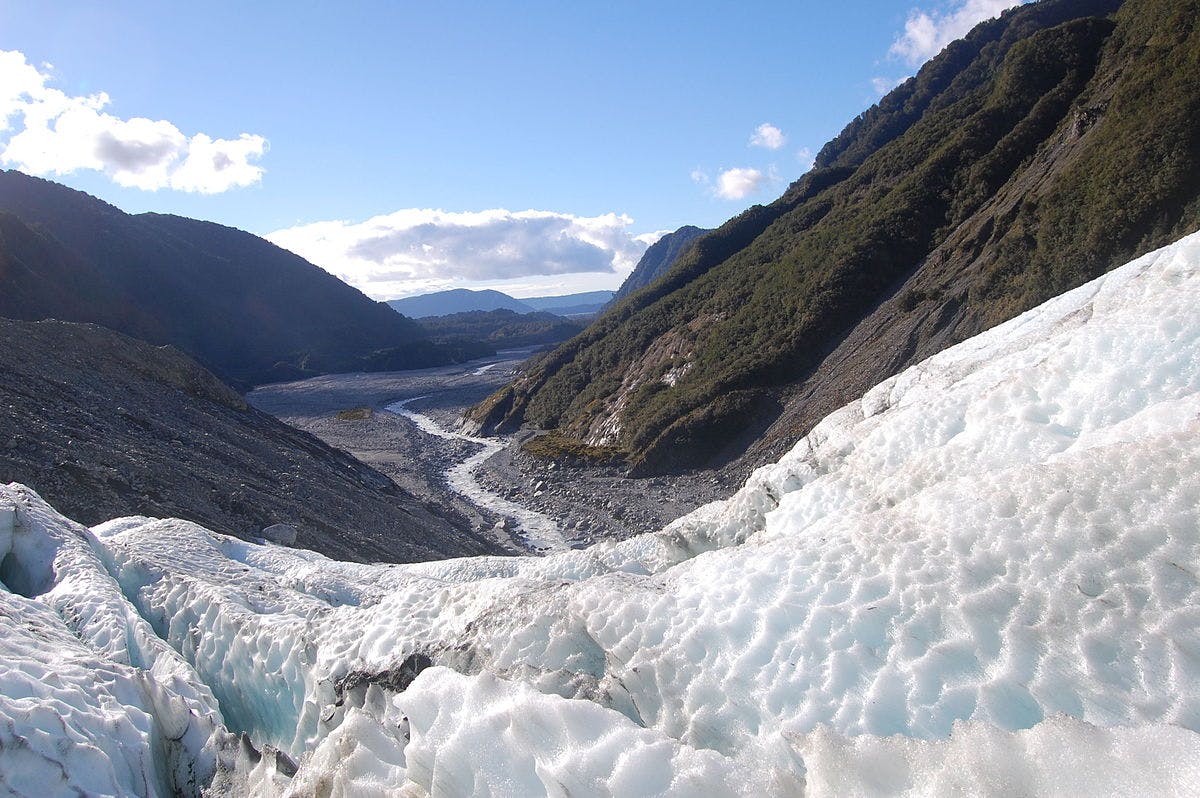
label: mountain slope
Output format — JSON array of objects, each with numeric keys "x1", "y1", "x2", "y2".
[
  {"x1": 4, "y1": 226, "x2": 1198, "y2": 794},
  {"x1": 387, "y1": 288, "x2": 535, "y2": 318},
  {"x1": 471, "y1": 0, "x2": 1200, "y2": 475},
  {"x1": 418, "y1": 308, "x2": 585, "y2": 349},
  {"x1": 0, "y1": 317, "x2": 502, "y2": 563},
  {"x1": 0, "y1": 171, "x2": 462, "y2": 387},
  {"x1": 611, "y1": 225, "x2": 709, "y2": 304}
]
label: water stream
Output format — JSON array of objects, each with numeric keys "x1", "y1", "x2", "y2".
[{"x1": 386, "y1": 397, "x2": 567, "y2": 553}]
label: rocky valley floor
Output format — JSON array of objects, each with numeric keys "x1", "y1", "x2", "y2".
[{"x1": 248, "y1": 348, "x2": 734, "y2": 554}]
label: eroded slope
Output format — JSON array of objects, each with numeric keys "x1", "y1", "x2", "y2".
[
  {"x1": 0, "y1": 318, "x2": 500, "y2": 563},
  {"x1": 472, "y1": 0, "x2": 1200, "y2": 476}
]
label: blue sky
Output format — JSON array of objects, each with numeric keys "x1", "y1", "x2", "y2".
[{"x1": 0, "y1": 1, "x2": 1022, "y2": 299}]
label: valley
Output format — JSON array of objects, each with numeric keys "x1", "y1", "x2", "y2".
[
  {"x1": 248, "y1": 348, "x2": 730, "y2": 555},
  {"x1": 2, "y1": 0, "x2": 1198, "y2": 793},
  {"x1": 5, "y1": 229, "x2": 1199, "y2": 794}
]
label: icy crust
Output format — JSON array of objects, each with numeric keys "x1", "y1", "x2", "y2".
[
  {"x1": 797, "y1": 715, "x2": 1200, "y2": 796},
  {"x1": 0, "y1": 486, "x2": 234, "y2": 797},
  {"x1": 3, "y1": 232, "x2": 1200, "y2": 795}
]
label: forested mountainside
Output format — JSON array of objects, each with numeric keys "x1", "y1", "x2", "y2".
[
  {"x1": 611, "y1": 225, "x2": 710, "y2": 304},
  {"x1": 418, "y1": 309, "x2": 585, "y2": 349},
  {"x1": 471, "y1": 0, "x2": 1200, "y2": 474},
  {"x1": 0, "y1": 171, "x2": 480, "y2": 388},
  {"x1": 0, "y1": 317, "x2": 500, "y2": 563}
]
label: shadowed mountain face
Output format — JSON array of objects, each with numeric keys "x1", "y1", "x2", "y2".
[
  {"x1": 471, "y1": 0, "x2": 1200, "y2": 476},
  {"x1": 611, "y1": 226, "x2": 710, "y2": 304},
  {"x1": 0, "y1": 317, "x2": 502, "y2": 563},
  {"x1": 0, "y1": 171, "x2": 478, "y2": 388},
  {"x1": 388, "y1": 289, "x2": 536, "y2": 318}
]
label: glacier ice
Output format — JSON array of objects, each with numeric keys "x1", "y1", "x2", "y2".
[
  {"x1": 0, "y1": 488, "x2": 235, "y2": 796},
  {"x1": 2, "y1": 230, "x2": 1200, "y2": 795}
]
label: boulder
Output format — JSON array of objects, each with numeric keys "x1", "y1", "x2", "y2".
[{"x1": 261, "y1": 523, "x2": 298, "y2": 546}]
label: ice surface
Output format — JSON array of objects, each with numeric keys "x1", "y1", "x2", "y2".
[
  {"x1": 3, "y1": 230, "x2": 1200, "y2": 795},
  {"x1": 0, "y1": 486, "x2": 235, "y2": 797},
  {"x1": 796, "y1": 716, "x2": 1200, "y2": 796}
]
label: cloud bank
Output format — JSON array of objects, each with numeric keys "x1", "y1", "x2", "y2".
[
  {"x1": 890, "y1": 0, "x2": 1027, "y2": 66},
  {"x1": 871, "y1": 75, "x2": 910, "y2": 97},
  {"x1": 268, "y1": 209, "x2": 655, "y2": 299},
  {"x1": 0, "y1": 50, "x2": 266, "y2": 193}
]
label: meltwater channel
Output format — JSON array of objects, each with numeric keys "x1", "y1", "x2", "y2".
[{"x1": 387, "y1": 397, "x2": 567, "y2": 552}]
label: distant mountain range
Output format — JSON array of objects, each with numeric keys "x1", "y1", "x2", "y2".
[
  {"x1": 471, "y1": 0, "x2": 1200, "y2": 475},
  {"x1": 521, "y1": 291, "x2": 616, "y2": 316},
  {"x1": 388, "y1": 289, "x2": 533, "y2": 317},
  {"x1": 388, "y1": 289, "x2": 614, "y2": 319},
  {"x1": 385, "y1": 230, "x2": 706, "y2": 322},
  {"x1": 0, "y1": 171, "x2": 483, "y2": 388}
]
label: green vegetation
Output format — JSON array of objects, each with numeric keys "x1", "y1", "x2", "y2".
[
  {"x1": 471, "y1": 0, "x2": 1200, "y2": 474},
  {"x1": 335, "y1": 407, "x2": 374, "y2": 421},
  {"x1": 418, "y1": 309, "x2": 584, "y2": 349},
  {"x1": 521, "y1": 432, "x2": 626, "y2": 466}
]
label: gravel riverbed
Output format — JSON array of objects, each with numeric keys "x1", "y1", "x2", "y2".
[{"x1": 248, "y1": 349, "x2": 735, "y2": 553}]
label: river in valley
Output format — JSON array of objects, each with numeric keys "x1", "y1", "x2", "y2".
[{"x1": 387, "y1": 396, "x2": 567, "y2": 552}]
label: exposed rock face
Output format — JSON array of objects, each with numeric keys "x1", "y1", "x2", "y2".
[
  {"x1": 0, "y1": 318, "x2": 502, "y2": 563},
  {"x1": 610, "y1": 225, "x2": 710, "y2": 304},
  {"x1": 471, "y1": 0, "x2": 1200, "y2": 477}
]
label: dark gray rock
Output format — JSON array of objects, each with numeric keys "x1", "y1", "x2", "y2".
[{"x1": 0, "y1": 318, "x2": 503, "y2": 563}]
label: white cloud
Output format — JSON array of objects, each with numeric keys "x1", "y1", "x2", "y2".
[
  {"x1": 749, "y1": 122, "x2": 786, "y2": 150},
  {"x1": 0, "y1": 49, "x2": 266, "y2": 193},
  {"x1": 796, "y1": 147, "x2": 815, "y2": 170},
  {"x1": 715, "y1": 167, "x2": 765, "y2": 200},
  {"x1": 871, "y1": 75, "x2": 910, "y2": 96},
  {"x1": 690, "y1": 168, "x2": 710, "y2": 185},
  {"x1": 267, "y1": 209, "x2": 655, "y2": 300},
  {"x1": 169, "y1": 133, "x2": 269, "y2": 194},
  {"x1": 635, "y1": 229, "x2": 671, "y2": 247},
  {"x1": 890, "y1": 0, "x2": 1027, "y2": 66}
]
